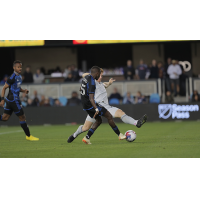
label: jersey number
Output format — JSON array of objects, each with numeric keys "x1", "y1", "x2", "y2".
[{"x1": 80, "y1": 84, "x2": 86, "y2": 95}]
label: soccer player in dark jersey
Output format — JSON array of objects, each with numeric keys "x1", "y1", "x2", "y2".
[
  {"x1": 0, "y1": 60, "x2": 39, "y2": 141},
  {"x1": 68, "y1": 66, "x2": 126, "y2": 144}
]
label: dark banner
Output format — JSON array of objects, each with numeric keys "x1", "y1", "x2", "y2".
[{"x1": 0, "y1": 103, "x2": 200, "y2": 127}]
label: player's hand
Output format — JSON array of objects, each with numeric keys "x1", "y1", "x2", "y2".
[
  {"x1": 109, "y1": 78, "x2": 116, "y2": 85},
  {"x1": 0, "y1": 100, "x2": 5, "y2": 107},
  {"x1": 93, "y1": 111, "x2": 99, "y2": 118},
  {"x1": 24, "y1": 89, "x2": 29, "y2": 94}
]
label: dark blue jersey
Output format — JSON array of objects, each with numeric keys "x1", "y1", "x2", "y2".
[
  {"x1": 80, "y1": 75, "x2": 96, "y2": 110},
  {"x1": 6, "y1": 73, "x2": 22, "y2": 101}
]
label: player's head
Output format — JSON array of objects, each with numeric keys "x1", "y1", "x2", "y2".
[
  {"x1": 13, "y1": 60, "x2": 22, "y2": 74},
  {"x1": 91, "y1": 66, "x2": 101, "y2": 80},
  {"x1": 97, "y1": 68, "x2": 104, "y2": 83}
]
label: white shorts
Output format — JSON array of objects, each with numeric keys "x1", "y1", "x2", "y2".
[{"x1": 86, "y1": 102, "x2": 119, "y2": 123}]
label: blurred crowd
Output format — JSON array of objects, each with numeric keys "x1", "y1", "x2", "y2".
[
  {"x1": 21, "y1": 87, "x2": 200, "y2": 108},
  {"x1": 1, "y1": 58, "x2": 199, "y2": 100},
  {"x1": 21, "y1": 90, "x2": 82, "y2": 107}
]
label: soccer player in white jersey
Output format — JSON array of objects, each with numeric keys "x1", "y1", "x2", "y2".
[{"x1": 68, "y1": 68, "x2": 147, "y2": 143}]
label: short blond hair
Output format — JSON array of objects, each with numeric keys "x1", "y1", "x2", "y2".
[{"x1": 100, "y1": 68, "x2": 104, "y2": 73}]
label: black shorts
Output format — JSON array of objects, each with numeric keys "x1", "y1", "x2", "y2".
[
  {"x1": 4, "y1": 99, "x2": 24, "y2": 116},
  {"x1": 85, "y1": 103, "x2": 107, "y2": 119}
]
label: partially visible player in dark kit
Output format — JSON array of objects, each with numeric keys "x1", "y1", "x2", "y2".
[
  {"x1": 0, "y1": 60, "x2": 39, "y2": 141},
  {"x1": 68, "y1": 66, "x2": 126, "y2": 144}
]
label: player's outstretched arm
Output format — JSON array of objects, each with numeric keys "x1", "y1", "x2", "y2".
[
  {"x1": 103, "y1": 78, "x2": 115, "y2": 88},
  {"x1": 20, "y1": 88, "x2": 29, "y2": 94},
  {"x1": 82, "y1": 73, "x2": 90, "y2": 78},
  {"x1": 0, "y1": 83, "x2": 9, "y2": 107}
]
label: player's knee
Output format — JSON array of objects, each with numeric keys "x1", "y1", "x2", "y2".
[
  {"x1": 2, "y1": 115, "x2": 9, "y2": 121},
  {"x1": 82, "y1": 124, "x2": 90, "y2": 132},
  {"x1": 97, "y1": 118, "x2": 102, "y2": 125},
  {"x1": 19, "y1": 115, "x2": 26, "y2": 121}
]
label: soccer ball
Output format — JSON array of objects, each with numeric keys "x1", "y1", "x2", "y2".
[{"x1": 125, "y1": 130, "x2": 136, "y2": 142}]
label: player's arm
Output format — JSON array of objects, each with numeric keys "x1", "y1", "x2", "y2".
[
  {"x1": 0, "y1": 83, "x2": 9, "y2": 107},
  {"x1": 89, "y1": 93, "x2": 99, "y2": 118},
  {"x1": 103, "y1": 78, "x2": 116, "y2": 88},
  {"x1": 88, "y1": 77, "x2": 99, "y2": 118},
  {"x1": 82, "y1": 73, "x2": 90, "y2": 78},
  {"x1": 20, "y1": 88, "x2": 29, "y2": 94}
]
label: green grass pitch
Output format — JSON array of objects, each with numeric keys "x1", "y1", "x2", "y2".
[{"x1": 0, "y1": 121, "x2": 200, "y2": 158}]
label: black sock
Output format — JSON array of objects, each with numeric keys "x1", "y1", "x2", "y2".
[
  {"x1": 112, "y1": 126, "x2": 120, "y2": 136},
  {"x1": 86, "y1": 129, "x2": 95, "y2": 139},
  {"x1": 0, "y1": 115, "x2": 2, "y2": 121},
  {"x1": 20, "y1": 121, "x2": 30, "y2": 137}
]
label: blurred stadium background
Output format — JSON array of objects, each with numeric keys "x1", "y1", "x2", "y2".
[{"x1": 0, "y1": 40, "x2": 200, "y2": 126}]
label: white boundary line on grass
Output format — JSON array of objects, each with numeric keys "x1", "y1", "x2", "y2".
[{"x1": 0, "y1": 130, "x2": 23, "y2": 135}]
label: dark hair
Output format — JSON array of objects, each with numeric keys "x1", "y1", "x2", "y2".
[
  {"x1": 13, "y1": 60, "x2": 22, "y2": 66},
  {"x1": 91, "y1": 66, "x2": 100, "y2": 74}
]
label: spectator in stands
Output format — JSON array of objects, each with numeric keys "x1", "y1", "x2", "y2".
[
  {"x1": 71, "y1": 64, "x2": 80, "y2": 81},
  {"x1": 123, "y1": 92, "x2": 134, "y2": 104},
  {"x1": 31, "y1": 90, "x2": 41, "y2": 102},
  {"x1": 63, "y1": 65, "x2": 72, "y2": 78},
  {"x1": 27, "y1": 99, "x2": 33, "y2": 107},
  {"x1": 55, "y1": 66, "x2": 61, "y2": 72},
  {"x1": 0, "y1": 75, "x2": 8, "y2": 84},
  {"x1": 32, "y1": 97, "x2": 40, "y2": 106},
  {"x1": 135, "y1": 91, "x2": 147, "y2": 104},
  {"x1": 191, "y1": 90, "x2": 200, "y2": 102},
  {"x1": 109, "y1": 87, "x2": 123, "y2": 102},
  {"x1": 43, "y1": 99, "x2": 51, "y2": 107},
  {"x1": 21, "y1": 93, "x2": 29, "y2": 104},
  {"x1": 54, "y1": 99, "x2": 62, "y2": 107},
  {"x1": 22, "y1": 66, "x2": 33, "y2": 83},
  {"x1": 67, "y1": 91, "x2": 81, "y2": 106},
  {"x1": 157, "y1": 61, "x2": 164, "y2": 79},
  {"x1": 164, "y1": 57, "x2": 172, "y2": 92},
  {"x1": 123, "y1": 60, "x2": 135, "y2": 80},
  {"x1": 149, "y1": 59, "x2": 159, "y2": 79},
  {"x1": 39, "y1": 95, "x2": 45, "y2": 106},
  {"x1": 135, "y1": 59, "x2": 150, "y2": 80},
  {"x1": 64, "y1": 73, "x2": 73, "y2": 82},
  {"x1": 167, "y1": 59, "x2": 182, "y2": 97},
  {"x1": 33, "y1": 68, "x2": 45, "y2": 84},
  {"x1": 165, "y1": 91, "x2": 174, "y2": 103}
]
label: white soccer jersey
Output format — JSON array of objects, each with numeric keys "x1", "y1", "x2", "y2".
[{"x1": 94, "y1": 81, "x2": 109, "y2": 104}]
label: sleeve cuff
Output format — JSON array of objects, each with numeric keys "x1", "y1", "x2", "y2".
[{"x1": 5, "y1": 82, "x2": 10, "y2": 86}]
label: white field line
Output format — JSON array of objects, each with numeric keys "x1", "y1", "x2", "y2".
[{"x1": 0, "y1": 130, "x2": 23, "y2": 135}]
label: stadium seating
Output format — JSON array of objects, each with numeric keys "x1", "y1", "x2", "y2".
[
  {"x1": 109, "y1": 98, "x2": 120, "y2": 105},
  {"x1": 59, "y1": 96, "x2": 68, "y2": 106},
  {"x1": 149, "y1": 93, "x2": 160, "y2": 103}
]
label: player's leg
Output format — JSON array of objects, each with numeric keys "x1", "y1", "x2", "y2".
[
  {"x1": 103, "y1": 110, "x2": 126, "y2": 140},
  {"x1": 0, "y1": 113, "x2": 11, "y2": 122},
  {"x1": 82, "y1": 116, "x2": 102, "y2": 144},
  {"x1": 67, "y1": 116, "x2": 94, "y2": 143},
  {"x1": 0, "y1": 100, "x2": 13, "y2": 122},
  {"x1": 18, "y1": 114, "x2": 38, "y2": 141},
  {"x1": 113, "y1": 108, "x2": 147, "y2": 128}
]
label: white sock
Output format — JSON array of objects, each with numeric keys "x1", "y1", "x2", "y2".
[
  {"x1": 73, "y1": 125, "x2": 84, "y2": 138},
  {"x1": 121, "y1": 114, "x2": 138, "y2": 126}
]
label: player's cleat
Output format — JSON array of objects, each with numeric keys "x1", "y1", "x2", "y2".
[
  {"x1": 82, "y1": 136, "x2": 92, "y2": 145},
  {"x1": 68, "y1": 135, "x2": 76, "y2": 143},
  {"x1": 26, "y1": 135, "x2": 39, "y2": 141},
  {"x1": 136, "y1": 114, "x2": 147, "y2": 128},
  {"x1": 119, "y1": 133, "x2": 126, "y2": 140}
]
